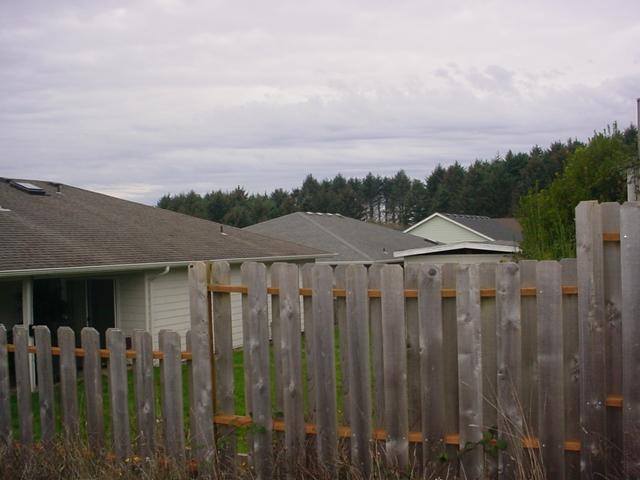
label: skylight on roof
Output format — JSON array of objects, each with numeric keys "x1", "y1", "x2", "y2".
[{"x1": 10, "y1": 181, "x2": 45, "y2": 195}]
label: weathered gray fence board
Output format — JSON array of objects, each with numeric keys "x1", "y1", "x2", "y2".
[
  {"x1": 185, "y1": 330, "x2": 196, "y2": 447},
  {"x1": 537, "y1": 261, "x2": 565, "y2": 480},
  {"x1": 188, "y1": 262, "x2": 215, "y2": 464},
  {"x1": 405, "y1": 264, "x2": 421, "y2": 434},
  {"x1": 496, "y1": 262, "x2": 522, "y2": 480},
  {"x1": 160, "y1": 330, "x2": 185, "y2": 462},
  {"x1": 274, "y1": 263, "x2": 306, "y2": 477},
  {"x1": 334, "y1": 265, "x2": 350, "y2": 425},
  {"x1": 621, "y1": 201, "x2": 640, "y2": 477},
  {"x1": 311, "y1": 264, "x2": 338, "y2": 475},
  {"x1": 34, "y1": 326, "x2": 55, "y2": 444},
  {"x1": 346, "y1": 264, "x2": 372, "y2": 477},
  {"x1": 561, "y1": 259, "x2": 580, "y2": 480},
  {"x1": 418, "y1": 264, "x2": 446, "y2": 470},
  {"x1": 301, "y1": 263, "x2": 316, "y2": 422},
  {"x1": 13, "y1": 325, "x2": 32, "y2": 445},
  {"x1": 107, "y1": 328, "x2": 131, "y2": 460},
  {"x1": 381, "y1": 264, "x2": 409, "y2": 471},
  {"x1": 211, "y1": 261, "x2": 237, "y2": 468},
  {"x1": 520, "y1": 260, "x2": 538, "y2": 436},
  {"x1": 456, "y1": 264, "x2": 483, "y2": 480},
  {"x1": 0, "y1": 325, "x2": 11, "y2": 446},
  {"x1": 576, "y1": 201, "x2": 607, "y2": 478},
  {"x1": 368, "y1": 263, "x2": 385, "y2": 430},
  {"x1": 270, "y1": 264, "x2": 283, "y2": 416},
  {"x1": 58, "y1": 327, "x2": 79, "y2": 440},
  {"x1": 441, "y1": 263, "x2": 459, "y2": 467},
  {"x1": 242, "y1": 262, "x2": 273, "y2": 479},
  {"x1": 601, "y1": 202, "x2": 623, "y2": 470},
  {"x1": 133, "y1": 330, "x2": 155, "y2": 457},
  {"x1": 81, "y1": 327, "x2": 103, "y2": 451}
]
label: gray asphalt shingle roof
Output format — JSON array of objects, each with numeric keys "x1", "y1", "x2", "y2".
[
  {"x1": 244, "y1": 212, "x2": 435, "y2": 263},
  {"x1": 442, "y1": 213, "x2": 523, "y2": 242},
  {"x1": 0, "y1": 179, "x2": 328, "y2": 272}
]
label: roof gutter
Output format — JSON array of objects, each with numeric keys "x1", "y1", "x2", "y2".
[{"x1": 0, "y1": 253, "x2": 336, "y2": 279}]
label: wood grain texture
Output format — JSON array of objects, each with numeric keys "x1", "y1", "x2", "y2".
[
  {"x1": 368, "y1": 263, "x2": 385, "y2": 430},
  {"x1": 34, "y1": 326, "x2": 55, "y2": 444},
  {"x1": 242, "y1": 262, "x2": 273, "y2": 479},
  {"x1": 575, "y1": 201, "x2": 607, "y2": 478},
  {"x1": 0, "y1": 325, "x2": 11, "y2": 446},
  {"x1": 270, "y1": 263, "x2": 283, "y2": 416},
  {"x1": 346, "y1": 264, "x2": 372, "y2": 477},
  {"x1": 13, "y1": 325, "x2": 32, "y2": 445},
  {"x1": 301, "y1": 263, "x2": 316, "y2": 422},
  {"x1": 520, "y1": 260, "x2": 538, "y2": 438},
  {"x1": 160, "y1": 330, "x2": 185, "y2": 461},
  {"x1": 81, "y1": 327, "x2": 103, "y2": 451},
  {"x1": 621, "y1": 201, "x2": 640, "y2": 477},
  {"x1": 334, "y1": 265, "x2": 350, "y2": 425},
  {"x1": 381, "y1": 264, "x2": 409, "y2": 471},
  {"x1": 133, "y1": 329, "x2": 155, "y2": 457},
  {"x1": 107, "y1": 328, "x2": 131, "y2": 460},
  {"x1": 456, "y1": 264, "x2": 483, "y2": 480},
  {"x1": 536, "y1": 261, "x2": 565, "y2": 480}
]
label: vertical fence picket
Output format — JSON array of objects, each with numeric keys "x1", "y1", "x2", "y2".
[
  {"x1": 456, "y1": 264, "x2": 483, "y2": 480},
  {"x1": 107, "y1": 328, "x2": 131, "y2": 460},
  {"x1": 301, "y1": 263, "x2": 316, "y2": 422},
  {"x1": 133, "y1": 329, "x2": 155, "y2": 457},
  {"x1": 334, "y1": 265, "x2": 350, "y2": 425},
  {"x1": 418, "y1": 264, "x2": 446, "y2": 471},
  {"x1": 13, "y1": 325, "x2": 32, "y2": 445},
  {"x1": 561, "y1": 259, "x2": 580, "y2": 480},
  {"x1": 275, "y1": 263, "x2": 306, "y2": 477},
  {"x1": 346, "y1": 264, "x2": 372, "y2": 477},
  {"x1": 242, "y1": 262, "x2": 273, "y2": 479},
  {"x1": 537, "y1": 261, "x2": 565, "y2": 479},
  {"x1": 160, "y1": 330, "x2": 185, "y2": 462},
  {"x1": 441, "y1": 263, "x2": 459, "y2": 467},
  {"x1": 81, "y1": 327, "x2": 103, "y2": 451},
  {"x1": 34, "y1": 326, "x2": 55, "y2": 444},
  {"x1": 211, "y1": 261, "x2": 237, "y2": 469},
  {"x1": 58, "y1": 327, "x2": 79, "y2": 440},
  {"x1": 621, "y1": 201, "x2": 640, "y2": 477},
  {"x1": 405, "y1": 264, "x2": 422, "y2": 471},
  {"x1": 576, "y1": 201, "x2": 607, "y2": 478},
  {"x1": 601, "y1": 202, "x2": 623, "y2": 471},
  {"x1": 0, "y1": 325, "x2": 11, "y2": 446},
  {"x1": 188, "y1": 262, "x2": 215, "y2": 464},
  {"x1": 311, "y1": 264, "x2": 338, "y2": 476},
  {"x1": 496, "y1": 262, "x2": 522, "y2": 480},
  {"x1": 381, "y1": 265, "x2": 409, "y2": 471},
  {"x1": 369, "y1": 263, "x2": 385, "y2": 431},
  {"x1": 185, "y1": 330, "x2": 196, "y2": 446},
  {"x1": 270, "y1": 265, "x2": 283, "y2": 417},
  {"x1": 520, "y1": 260, "x2": 538, "y2": 438}
]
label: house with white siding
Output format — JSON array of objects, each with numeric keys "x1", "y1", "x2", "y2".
[{"x1": 0, "y1": 179, "x2": 331, "y2": 354}]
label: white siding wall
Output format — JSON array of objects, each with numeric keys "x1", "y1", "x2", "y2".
[
  {"x1": 117, "y1": 273, "x2": 147, "y2": 336},
  {"x1": 409, "y1": 216, "x2": 487, "y2": 244},
  {"x1": 149, "y1": 268, "x2": 190, "y2": 347}
]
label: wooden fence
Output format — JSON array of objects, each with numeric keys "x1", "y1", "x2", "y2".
[{"x1": 0, "y1": 200, "x2": 639, "y2": 479}]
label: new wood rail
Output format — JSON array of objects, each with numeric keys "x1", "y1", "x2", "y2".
[
  {"x1": 212, "y1": 414, "x2": 586, "y2": 451},
  {"x1": 209, "y1": 284, "x2": 579, "y2": 298}
]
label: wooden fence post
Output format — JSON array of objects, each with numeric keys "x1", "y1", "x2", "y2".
[
  {"x1": 418, "y1": 264, "x2": 446, "y2": 471},
  {"x1": 456, "y1": 264, "x2": 483, "y2": 480},
  {"x1": 274, "y1": 263, "x2": 306, "y2": 477},
  {"x1": 270, "y1": 264, "x2": 284, "y2": 417},
  {"x1": 496, "y1": 262, "x2": 522, "y2": 480},
  {"x1": 211, "y1": 261, "x2": 237, "y2": 470},
  {"x1": 242, "y1": 262, "x2": 273, "y2": 479},
  {"x1": 0, "y1": 325, "x2": 11, "y2": 446},
  {"x1": 188, "y1": 262, "x2": 215, "y2": 465},
  {"x1": 405, "y1": 263, "x2": 422, "y2": 472},
  {"x1": 311, "y1": 264, "x2": 338, "y2": 476},
  {"x1": 133, "y1": 329, "x2": 155, "y2": 458},
  {"x1": 13, "y1": 325, "x2": 32, "y2": 445},
  {"x1": 160, "y1": 330, "x2": 185, "y2": 462},
  {"x1": 81, "y1": 327, "x2": 103, "y2": 451},
  {"x1": 537, "y1": 261, "x2": 565, "y2": 479},
  {"x1": 58, "y1": 327, "x2": 79, "y2": 441},
  {"x1": 369, "y1": 264, "x2": 385, "y2": 431},
  {"x1": 34, "y1": 326, "x2": 55, "y2": 445},
  {"x1": 107, "y1": 328, "x2": 131, "y2": 461},
  {"x1": 621, "y1": 201, "x2": 640, "y2": 477},
  {"x1": 381, "y1": 264, "x2": 409, "y2": 472},
  {"x1": 576, "y1": 201, "x2": 607, "y2": 478},
  {"x1": 301, "y1": 263, "x2": 316, "y2": 422},
  {"x1": 520, "y1": 260, "x2": 538, "y2": 439},
  {"x1": 334, "y1": 265, "x2": 350, "y2": 425},
  {"x1": 346, "y1": 264, "x2": 372, "y2": 477}
]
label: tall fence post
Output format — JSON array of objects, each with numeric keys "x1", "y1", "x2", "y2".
[
  {"x1": 188, "y1": 262, "x2": 215, "y2": 466},
  {"x1": 0, "y1": 325, "x2": 11, "y2": 446},
  {"x1": 13, "y1": 325, "x2": 32, "y2": 445},
  {"x1": 34, "y1": 326, "x2": 55, "y2": 445},
  {"x1": 576, "y1": 201, "x2": 607, "y2": 478}
]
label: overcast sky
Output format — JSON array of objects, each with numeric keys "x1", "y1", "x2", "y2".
[{"x1": 1, "y1": 0, "x2": 639, "y2": 204}]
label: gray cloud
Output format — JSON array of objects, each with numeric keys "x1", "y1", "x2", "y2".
[{"x1": 1, "y1": 0, "x2": 639, "y2": 203}]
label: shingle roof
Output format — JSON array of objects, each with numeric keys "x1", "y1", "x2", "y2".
[
  {"x1": 442, "y1": 213, "x2": 523, "y2": 242},
  {"x1": 0, "y1": 179, "x2": 328, "y2": 272},
  {"x1": 244, "y1": 212, "x2": 435, "y2": 263}
]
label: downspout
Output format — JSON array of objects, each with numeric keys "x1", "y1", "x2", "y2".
[{"x1": 145, "y1": 266, "x2": 171, "y2": 333}]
